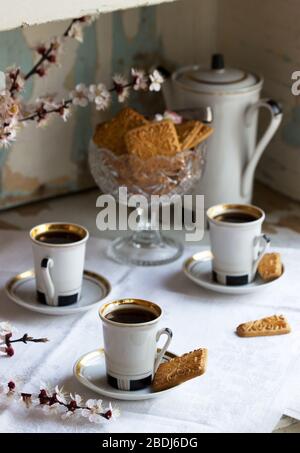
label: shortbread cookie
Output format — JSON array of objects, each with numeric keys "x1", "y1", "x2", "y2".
[
  {"x1": 125, "y1": 120, "x2": 181, "y2": 159},
  {"x1": 153, "y1": 349, "x2": 208, "y2": 392},
  {"x1": 176, "y1": 122, "x2": 213, "y2": 150},
  {"x1": 236, "y1": 315, "x2": 291, "y2": 338},
  {"x1": 93, "y1": 108, "x2": 148, "y2": 155},
  {"x1": 192, "y1": 124, "x2": 214, "y2": 148},
  {"x1": 175, "y1": 121, "x2": 203, "y2": 150},
  {"x1": 258, "y1": 253, "x2": 282, "y2": 282}
]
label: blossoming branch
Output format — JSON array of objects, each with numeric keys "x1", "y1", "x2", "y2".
[
  {"x1": 8, "y1": 16, "x2": 95, "y2": 97},
  {"x1": 18, "y1": 68, "x2": 163, "y2": 125},
  {"x1": 1, "y1": 14, "x2": 164, "y2": 147},
  {"x1": 0, "y1": 322, "x2": 48, "y2": 357},
  {"x1": 0, "y1": 380, "x2": 119, "y2": 424}
]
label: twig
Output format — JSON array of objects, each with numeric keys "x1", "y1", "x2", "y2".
[
  {"x1": 9, "y1": 334, "x2": 49, "y2": 345},
  {"x1": 19, "y1": 100, "x2": 72, "y2": 123}
]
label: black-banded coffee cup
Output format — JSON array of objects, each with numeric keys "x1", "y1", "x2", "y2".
[
  {"x1": 207, "y1": 204, "x2": 270, "y2": 286},
  {"x1": 99, "y1": 299, "x2": 173, "y2": 391},
  {"x1": 30, "y1": 223, "x2": 89, "y2": 306}
]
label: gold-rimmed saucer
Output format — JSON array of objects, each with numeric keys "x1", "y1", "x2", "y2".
[
  {"x1": 5, "y1": 270, "x2": 111, "y2": 316},
  {"x1": 183, "y1": 251, "x2": 285, "y2": 295},
  {"x1": 74, "y1": 348, "x2": 180, "y2": 401}
]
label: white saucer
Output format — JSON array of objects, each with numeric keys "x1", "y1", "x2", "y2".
[
  {"x1": 183, "y1": 251, "x2": 285, "y2": 295},
  {"x1": 5, "y1": 270, "x2": 111, "y2": 316},
  {"x1": 74, "y1": 348, "x2": 180, "y2": 401}
]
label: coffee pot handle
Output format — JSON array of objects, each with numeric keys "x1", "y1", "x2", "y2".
[
  {"x1": 242, "y1": 99, "x2": 283, "y2": 198},
  {"x1": 40, "y1": 257, "x2": 55, "y2": 306},
  {"x1": 154, "y1": 328, "x2": 173, "y2": 374}
]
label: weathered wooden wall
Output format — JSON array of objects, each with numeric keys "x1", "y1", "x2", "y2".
[
  {"x1": 1, "y1": 0, "x2": 298, "y2": 209},
  {"x1": 0, "y1": 0, "x2": 217, "y2": 209},
  {"x1": 218, "y1": 0, "x2": 300, "y2": 201}
]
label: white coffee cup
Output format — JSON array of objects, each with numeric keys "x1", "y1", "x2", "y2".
[
  {"x1": 30, "y1": 223, "x2": 89, "y2": 307},
  {"x1": 207, "y1": 204, "x2": 270, "y2": 286},
  {"x1": 99, "y1": 299, "x2": 173, "y2": 391}
]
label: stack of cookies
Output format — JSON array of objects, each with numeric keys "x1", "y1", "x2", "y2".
[{"x1": 93, "y1": 107, "x2": 213, "y2": 195}]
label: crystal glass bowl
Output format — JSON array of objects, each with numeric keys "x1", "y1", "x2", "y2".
[{"x1": 89, "y1": 139, "x2": 207, "y2": 266}]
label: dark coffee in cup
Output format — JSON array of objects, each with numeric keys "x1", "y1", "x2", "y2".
[
  {"x1": 36, "y1": 230, "x2": 83, "y2": 245},
  {"x1": 105, "y1": 307, "x2": 157, "y2": 324},
  {"x1": 214, "y1": 211, "x2": 258, "y2": 224}
]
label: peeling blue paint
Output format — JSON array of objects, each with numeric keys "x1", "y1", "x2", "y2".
[
  {"x1": 72, "y1": 23, "x2": 97, "y2": 163},
  {"x1": 111, "y1": 6, "x2": 163, "y2": 114},
  {"x1": 0, "y1": 28, "x2": 34, "y2": 197},
  {"x1": 0, "y1": 7, "x2": 165, "y2": 208},
  {"x1": 0, "y1": 28, "x2": 34, "y2": 101}
]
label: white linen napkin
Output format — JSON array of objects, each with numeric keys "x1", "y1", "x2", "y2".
[
  {"x1": 283, "y1": 359, "x2": 300, "y2": 420},
  {"x1": 0, "y1": 230, "x2": 300, "y2": 433}
]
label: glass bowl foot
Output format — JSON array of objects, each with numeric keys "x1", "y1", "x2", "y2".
[{"x1": 108, "y1": 233, "x2": 183, "y2": 267}]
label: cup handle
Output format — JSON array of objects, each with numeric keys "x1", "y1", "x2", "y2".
[
  {"x1": 154, "y1": 328, "x2": 173, "y2": 374},
  {"x1": 40, "y1": 258, "x2": 55, "y2": 306},
  {"x1": 253, "y1": 234, "x2": 271, "y2": 277}
]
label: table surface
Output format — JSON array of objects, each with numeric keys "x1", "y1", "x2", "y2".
[{"x1": 0, "y1": 181, "x2": 299, "y2": 433}]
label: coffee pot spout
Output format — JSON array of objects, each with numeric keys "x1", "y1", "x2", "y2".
[{"x1": 242, "y1": 99, "x2": 283, "y2": 198}]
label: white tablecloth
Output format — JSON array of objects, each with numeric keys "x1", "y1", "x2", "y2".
[{"x1": 0, "y1": 230, "x2": 300, "y2": 433}]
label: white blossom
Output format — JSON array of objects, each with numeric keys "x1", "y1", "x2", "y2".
[
  {"x1": 155, "y1": 110, "x2": 183, "y2": 125},
  {"x1": 113, "y1": 74, "x2": 130, "y2": 103},
  {"x1": 105, "y1": 402, "x2": 120, "y2": 420},
  {"x1": 149, "y1": 70, "x2": 164, "y2": 92},
  {"x1": 83, "y1": 16, "x2": 96, "y2": 26},
  {"x1": 70, "y1": 84, "x2": 89, "y2": 107},
  {"x1": 0, "y1": 92, "x2": 20, "y2": 148},
  {"x1": 6, "y1": 380, "x2": 20, "y2": 399},
  {"x1": 59, "y1": 105, "x2": 71, "y2": 122},
  {"x1": 61, "y1": 409, "x2": 77, "y2": 420},
  {"x1": 55, "y1": 385, "x2": 67, "y2": 404},
  {"x1": 20, "y1": 394, "x2": 39, "y2": 409},
  {"x1": 39, "y1": 382, "x2": 53, "y2": 397},
  {"x1": 88, "y1": 84, "x2": 111, "y2": 111},
  {"x1": 43, "y1": 402, "x2": 60, "y2": 415},
  {"x1": 68, "y1": 22, "x2": 84, "y2": 43},
  {"x1": 131, "y1": 68, "x2": 148, "y2": 91},
  {"x1": 70, "y1": 393, "x2": 82, "y2": 406},
  {"x1": 35, "y1": 96, "x2": 58, "y2": 112},
  {"x1": 0, "y1": 322, "x2": 13, "y2": 339},
  {"x1": 81, "y1": 399, "x2": 104, "y2": 424},
  {"x1": 61, "y1": 393, "x2": 82, "y2": 421}
]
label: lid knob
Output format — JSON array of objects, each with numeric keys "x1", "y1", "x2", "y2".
[{"x1": 212, "y1": 54, "x2": 225, "y2": 71}]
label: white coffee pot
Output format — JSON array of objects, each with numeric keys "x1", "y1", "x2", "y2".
[{"x1": 163, "y1": 54, "x2": 283, "y2": 208}]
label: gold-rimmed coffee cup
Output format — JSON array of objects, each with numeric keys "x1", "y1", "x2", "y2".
[{"x1": 99, "y1": 298, "x2": 173, "y2": 391}]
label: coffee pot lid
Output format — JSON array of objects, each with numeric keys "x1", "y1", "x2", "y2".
[{"x1": 174, "y1": 54, "x2": 259, "y2": 93}]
